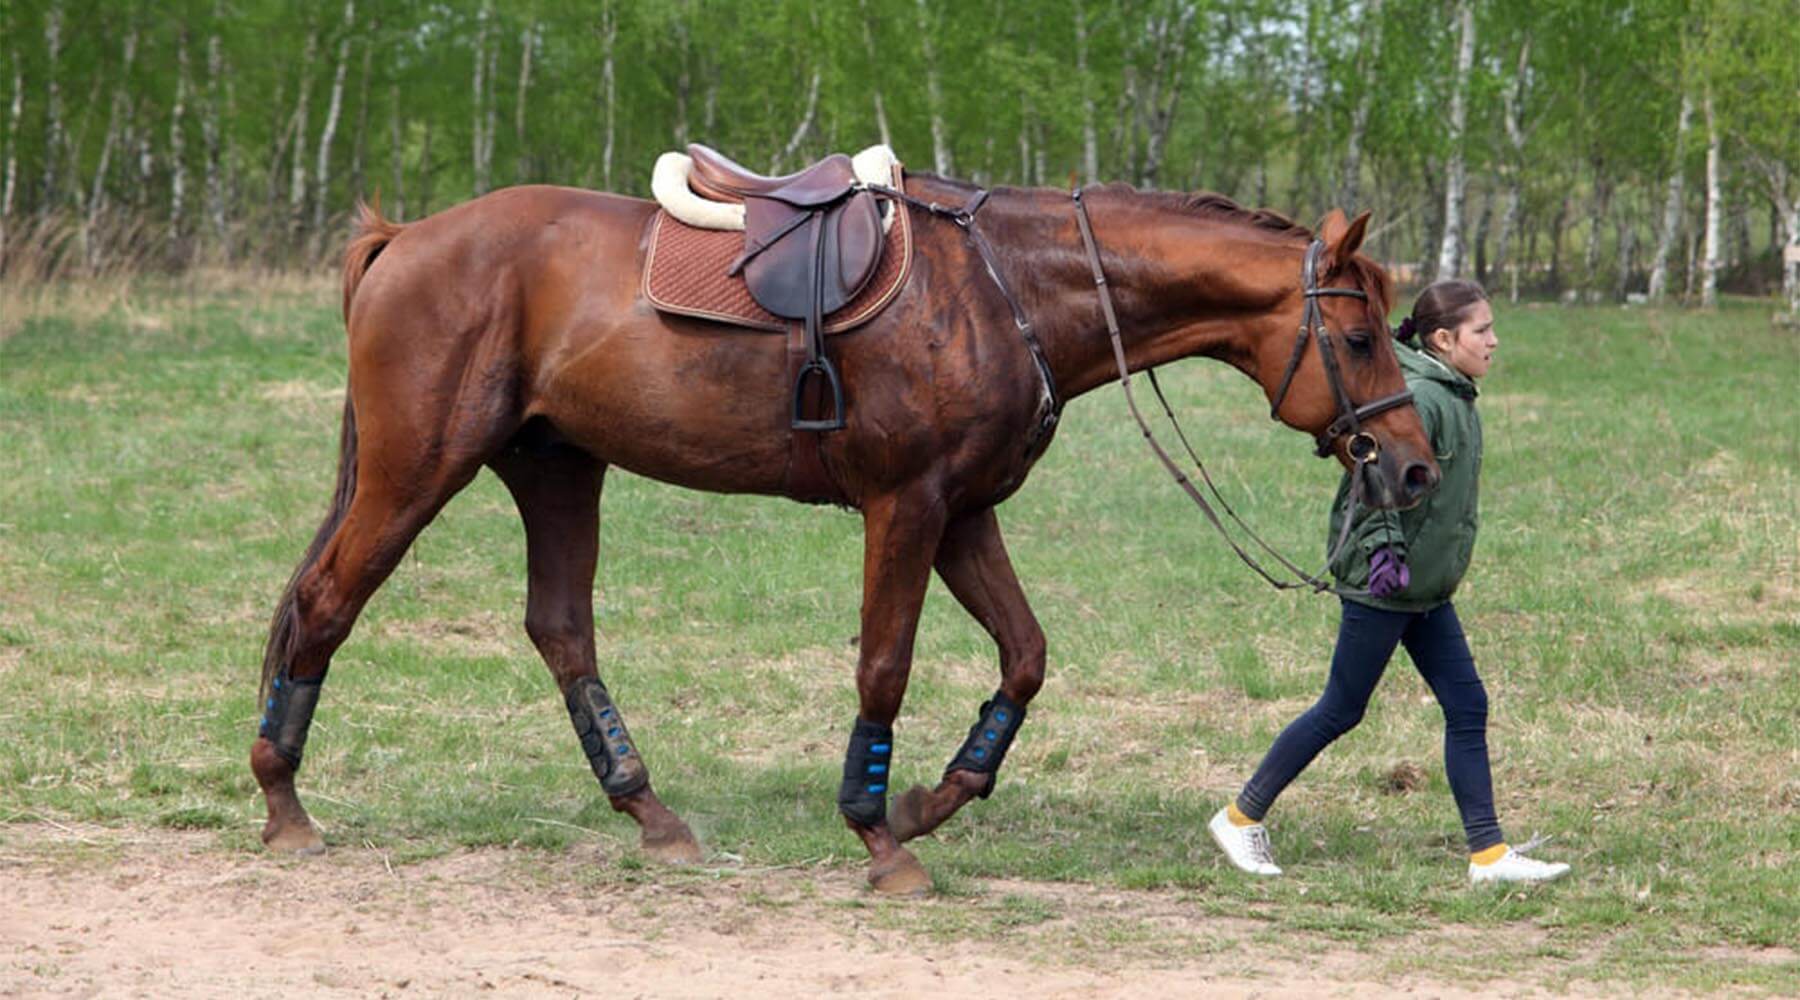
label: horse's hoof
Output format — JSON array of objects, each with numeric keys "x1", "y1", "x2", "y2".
[
  {"x1": 641, "y1": 823, "x2": 704, "y2": 865},
  {"x1": 262, "y1": 818, "x2": 325, "y2": 855},
  {"x1": 867, "y1": 848, "x2": 932, "y2": 896},
  {"x1": 887, "y1": 786, "x2": 932, "y2": 843}
]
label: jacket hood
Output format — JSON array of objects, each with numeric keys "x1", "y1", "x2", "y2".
[{"x1": 1397, "y1": 341, "x2": 1478, "y2": 400}]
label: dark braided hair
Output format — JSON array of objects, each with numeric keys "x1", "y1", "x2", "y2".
[{"x1": 1396, "y1": 280, "x2": 1489, "y2": 352}]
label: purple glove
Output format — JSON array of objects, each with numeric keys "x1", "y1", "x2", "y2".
[{"x1": 1368, "y1": 547, "x2": 1410, "y2": 598}]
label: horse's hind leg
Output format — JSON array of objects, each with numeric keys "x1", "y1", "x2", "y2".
[
  {"x1": 488, "y1": 439, "x2": 702, "y2": 864},
  {"x1": 889, "y1": 507, "x2": 1045, "y2": 843},
  {"x1": 254, "y1": 427, "x2": 486, "y2": 853}
]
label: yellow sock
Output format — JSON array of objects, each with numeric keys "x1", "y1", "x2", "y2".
[
  {"x1": 1470, "y1": 843, "x2": 1509, "y2": 866},
  {"x1": 1226, "y1": 802, "x2": 1259, "y2": 827}
]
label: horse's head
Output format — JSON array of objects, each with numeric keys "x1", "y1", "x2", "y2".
[{"x1": 1259, "y1": 210, "x2": 1438, "y2": 510}]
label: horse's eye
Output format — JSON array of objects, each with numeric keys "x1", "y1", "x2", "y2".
[{"x1": 1345, "y1": 331, "x2": 1374, "y2": 356}]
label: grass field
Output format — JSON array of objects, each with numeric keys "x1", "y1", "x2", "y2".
[{"x1": 2, "y1": 279, "x2": 1796, "y2": 993}]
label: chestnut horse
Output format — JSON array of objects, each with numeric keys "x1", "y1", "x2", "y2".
[{"x1": 252, "y1": 172, "x2": 1437, "y2": 894}]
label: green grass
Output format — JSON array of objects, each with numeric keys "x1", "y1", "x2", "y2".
[{"x1": 2, "y1": 282, "x2": 1797, "y2": 992}]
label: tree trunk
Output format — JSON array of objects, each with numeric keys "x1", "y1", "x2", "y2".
[
  {"x1": 1496, "y1": 36, "x2": 1532, "y2": 303},
  {"x1": 770, "y1": 68, "x2": 823, "y2": 173},
  {"x1": 1139, "y1": 1, "x2": 1197, "y2": 189},
  {"x1": 1, "y1": 48, "x2": 20, "y2": 266},
  {"x1": 1613, "y1": 193, "x2": 1638, "y2": 302},
  {"x1": 288, "y1": 28, "x2": 319, "y2": 239},
  {"x1": 854, "y1": 0, "x2": 892, "y2": 149},
  {"x1": 599, "y1": 1, "x2": 616, "y2": 190},
  {"x1": 1701, "y1": 90, "x2": 1721, "y2": 308},
  {"x1": 389, "y1": 79, "x2": 404, "y2": 220},
  {"x1": 1784, "y1": 199, "x2": 1799, "y2": 318},
  {"x1": 202, "y1": 9, "x2": 230, "y2": 253},
  {"x1": 1435, "y1": 0, "x2": 1475, "y2": 281},
  {"x1": 1647, "y1": 92, "x2": 1692, "y2": 302},
  {"x1": 472, "y1": 0, "x2": 492, "y2": 195},
  {"x1": 671, "y1": 11, "x2": 689, "y2": 147},
  {"x1": 170, "y1": 31, "x2": 192, "y2": 258},
  {"x1": 916, "y1": 0, "x2": 952, "y2": 174},
  {"x1": 351, "y1": 19, "x2": 376, "y2": 200},
  {"x1": 313, "y1": 0, "x2": 356, "y2": 238},
  {"x1": 1073, "y1": 0, "x2": 1099, "y2": 184},
  {"x1": 85, "y1": 27, "x2": 139, "y2": 269},
  {"x1": 1583, "y1": 168, "x2": 1611, "y2": 296},
  {"x1": 515, "y1": 20, "x2": 536, "y2": 183},
  {"x1": 1339, "y1": 0, "x2": 1385, "y2": 211},
  {"x1": 41, "y1": 2, "x2": 66, "y2": 208},
  {"x1": 1472, "y1": 191, "x2": 1492, "y2": 286}
]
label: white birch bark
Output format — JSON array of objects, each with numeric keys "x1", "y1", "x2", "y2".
[
  {"x1": 389, "y1": 79, "x2": 404, "y2": 219},
  {"x1": 1701, "y1": 90, "x2": 1722, "y2": 308},
  {"x1": 1073, "y1": 0, "x2": 1098, "y2": 184},
  {"x1": 481, "y1": 43, "x2": 498, "y2": 188},
  {"x1": 1647, "y1": 92, "x2": 1692, "y2": 302},
  {"x1": 1, "y1": 49, "x2": 20, "y2": 265},
  {"x1": 770, "y1": 68, "x2": 822, "y2": 173},
  {"x1": 170, "y1": 32, "x2": 191, "y2": 250},
  {"x1": 203, "y1": 13, "x2": 229, "y2": 249},
  {"x1": 1495, "y1": 38, "x2": 1531, "y2": 302},
  {"x1": 288, "y1": 29, "x2": 318, "y2": 230},
  {"x1": 86, "y1": 27, "x2": 139, "y2": 265},
  {"x1": 472, "y1": 0, "x2": 492, "y2": 195},
  {"x1": 599, "y1": 1, "x2": 616, "y2": 190},
  {"x1": 3, "y1": 51, "x2": 21, "y2": 223},
  {"x1": 857, "y1": 0, "x2": 892, "y2": 149},
  {"x1": 515, "y1": 20, "x2": 536, "y2": 183},
  {"x1": 351, "y1": 21, "x2": 375, "y2": 199},
  {"x1": 1435, "y1": 0, "x2": 1475, "y2": 281},
  {"x1": 1339, "y1": 0, "x2": 1384, "y2": 211},
  {"x1": 1139, "y1": 1, "x2": 1197, "y2": 189},
  {"x1": 916, "y1": 0, "x2": 952, "y2": 174},
  {"x1": 41, "y1": 2, "x2": 65, "y2": 206},
  {"x1": 672, "y1": 11, "x2": 690, "y2": 147},
  {"x1": 314, "y1": 0, "x2": 355, "y2": 236}
]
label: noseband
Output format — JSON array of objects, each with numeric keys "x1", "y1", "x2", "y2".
[{"x1": 1268, "y1": 240, "x2": 1415, "y2": 458}]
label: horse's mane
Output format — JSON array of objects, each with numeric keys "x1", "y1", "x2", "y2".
[{"x1": 1122, "y1": 185, "x2": 1395, "y2": 319}]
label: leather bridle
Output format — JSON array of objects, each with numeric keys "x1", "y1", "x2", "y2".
[{"x1": 1268, "y1": 238, "x2": 1414, "y2": 459}]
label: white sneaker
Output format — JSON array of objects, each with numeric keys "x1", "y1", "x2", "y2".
[
  {"x1": 1469, "y1": 847, "x2": 1570, "y2": 885},
  {"x1": 1208, "y1": 807, "x2": 1282, "y2": 876}
]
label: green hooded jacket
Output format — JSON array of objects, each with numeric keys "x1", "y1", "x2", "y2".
[{"x1": 1327, "y1": 341, "x2": 1482, "y2": 611}]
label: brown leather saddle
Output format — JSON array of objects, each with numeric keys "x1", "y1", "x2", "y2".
[{"x1": 686, "y1": 144, "x2": 884, "y2": 431}]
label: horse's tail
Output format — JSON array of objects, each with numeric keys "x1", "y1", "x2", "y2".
[
  {"x1": 341, "y1": 197, "x2": 405, "y2": 321},
  {"x1": 259, "y1": 392, "x2": 358, "y2": 705}
]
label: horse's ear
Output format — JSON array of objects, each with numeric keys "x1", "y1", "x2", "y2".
[{"x1": 1318, "y1": 209, "x2": 1371, "y2": 275}]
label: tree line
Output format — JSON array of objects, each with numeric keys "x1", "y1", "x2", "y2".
[{"x1": 1, "y1": 0, "x2": 1795, "y2": 316}]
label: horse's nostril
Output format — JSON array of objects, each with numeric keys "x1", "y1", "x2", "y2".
[{"x1": 1403, "y1": 462, "x2": 1438, "y2": 497}]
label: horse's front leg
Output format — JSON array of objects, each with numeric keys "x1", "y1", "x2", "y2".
[
  {"x1": 840, "y1": 487, "x2": 949, "y2": 895},
  {"x1": 889, "y1": 507, "x2": 1044, "y2": 843}
]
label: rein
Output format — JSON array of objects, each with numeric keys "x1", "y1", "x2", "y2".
[{"x1": 874, "y1": 180, "x2": 1398, "y2": 596}]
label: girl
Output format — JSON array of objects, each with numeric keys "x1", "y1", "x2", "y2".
[{"x1": 1209, "y1": 280, "x2": 1569, "y2": 884}]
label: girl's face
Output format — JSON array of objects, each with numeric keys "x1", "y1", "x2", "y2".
[{"x1": 1431, "y1": 299, "x2": 1497, "y2": 379}]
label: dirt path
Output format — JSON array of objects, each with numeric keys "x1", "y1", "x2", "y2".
[{"x1": 3, "y1": 823, "x2": 1594, "y2": 998}]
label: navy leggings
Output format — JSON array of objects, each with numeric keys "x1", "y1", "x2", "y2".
[{"x1": 1236, "y1": 599, "x2": 1503, "y2": 852}]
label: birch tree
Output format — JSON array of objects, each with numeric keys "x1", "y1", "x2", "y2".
[
  {"x1": 1700, "y1": 89, "x2": 1721, "y2": 308},
  {"x1": 916, "y1": 0, "x2": 953, "y2": 174},
  {"x1": 1435, "y1": 0, "x2": 1475, "y2": 281},
  {"x1": 1647, "y1": 92, "x2": 1693, "y2": 302},
  {"x1": 313, "y1": 0, "x2": 356, "y2": 237}
]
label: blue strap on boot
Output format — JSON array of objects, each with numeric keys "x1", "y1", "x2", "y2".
[
  {"x1": 260, "y1": 670, "x2": 325, "y2": 769},
  {"x1": 837, "y1": 717, "x2": 893, "y2": 826},
  {"x1": 565, "y1": 676, "x2": 651, "y2": 797},
  {"x1": 944, "y1": 691, "x2": 1026, "y2": 798}
]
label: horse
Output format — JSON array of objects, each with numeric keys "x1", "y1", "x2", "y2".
[{"x1": 252, "y1": 168, "x2": 1439, "y2": 895}]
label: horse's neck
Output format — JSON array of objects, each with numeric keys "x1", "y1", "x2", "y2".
[{"x1": 989, "y1": 188, "x2": 1298, "y2": 401}]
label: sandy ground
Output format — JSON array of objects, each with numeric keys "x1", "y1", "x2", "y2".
[{"x1": 0, "y1": 823, "x2": 1626, "y2": 999}]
